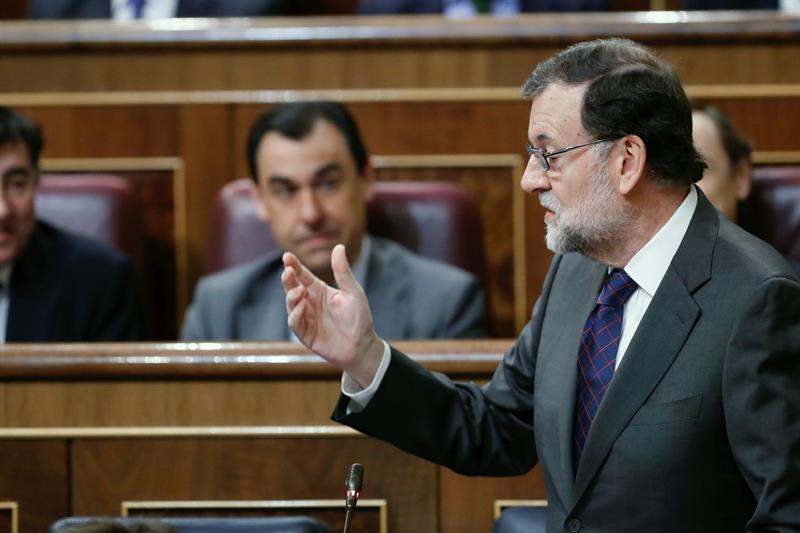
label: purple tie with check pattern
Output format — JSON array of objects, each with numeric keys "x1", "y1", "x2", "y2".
[{"x1": 574, "y1": 269, "x2": 638, "y2": 461}]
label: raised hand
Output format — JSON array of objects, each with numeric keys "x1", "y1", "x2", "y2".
[{"x1": 282, "y1": 244, "x2": 384, "y2": 388}]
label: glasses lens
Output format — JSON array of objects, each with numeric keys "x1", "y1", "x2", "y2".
[{"x1": 535, "y1": 153, "x2": 548, "y2": 171}]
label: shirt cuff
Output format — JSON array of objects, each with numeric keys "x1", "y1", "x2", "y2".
[{"x1": 341, "y1": 340, "x2": 391, "y2": 412}]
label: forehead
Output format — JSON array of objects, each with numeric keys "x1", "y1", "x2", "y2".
[
  {"x1": 0, "y1": 141, "x2": 33, "y2": 169},
  {"x1": 527, "y1": 83, "x2": 587, "y2": 144},
  {"x1": 256, "y1": 119, "x2": 352, "y2": 177}
]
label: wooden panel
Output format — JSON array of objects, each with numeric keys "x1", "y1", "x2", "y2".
[
  {"x1": 0, "y1": 502, "x2": 18, "y2": 533},
  {"x1": 0, "y1": 442, "x2": 67, "y2": 533},
  {"x1": 440, "y1": 468, "x2": 547, "y2": 533},
  {"x1": 72, "y1": 437, "x2": 436, "y2": 533},
  {"x1": 1, "y1": 13, "x2": 800, "y2": 92}
]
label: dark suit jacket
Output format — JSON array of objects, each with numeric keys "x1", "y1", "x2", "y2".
[
  {"x1": 181, "y1": 236, "x2": 488, "y2": 341},
  {"x1": 29, "y1": 0, "x2": 288, "y2": 19},
  {"x1": 335, "y1": 191, "x2": 800, "y2": 532},
  {"x1": 360, "y1": 0, "x2": 611, "y2": 14},
  {"x1": 7, "y1": 221, "x2": 145, "y2": 342}
]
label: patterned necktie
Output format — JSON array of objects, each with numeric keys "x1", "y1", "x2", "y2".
[
  {"x1": 129, "y1": 0, "x2": 146, "y2": 18},
  {"x1": 574, "y1": 269, "x2": 638, "y2": 461}
]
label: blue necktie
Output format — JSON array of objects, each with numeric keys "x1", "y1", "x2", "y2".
[
  {"x1": 574, "y1": 269, "x2": 638, "y2": 461},
  {"x1": 129, "y1": 0, "x2": 146, "y2": 18}
]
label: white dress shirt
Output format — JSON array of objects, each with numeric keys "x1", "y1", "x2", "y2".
[{"x1": 343, "y1": 186, "x2": 698, "y2": 407}]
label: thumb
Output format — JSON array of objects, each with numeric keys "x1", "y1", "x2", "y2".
[{"x1": 331, "y1": 244, "x2": 361, "y2": 294}]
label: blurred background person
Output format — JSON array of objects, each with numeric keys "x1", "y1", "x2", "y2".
[
  {"x1": 181, "y1": 101, "x2": 488, "y2": 341},
  {"x1": 28, "y1": 0, "x2": 289, "y2": 20},
  {"x1": 359, "y1": 0, "x2": 611, "y2": 16},
  {"x1": 0, "y1": 106, "x2": 145, "y2": 342}
]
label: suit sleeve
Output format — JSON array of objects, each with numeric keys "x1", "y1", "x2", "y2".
[
  {"x1": 724, "y1": 275, "x2": 800, "y2": 531},
  {"x1": 333, "y1": 256, "x2": 563, "y2": 476}
]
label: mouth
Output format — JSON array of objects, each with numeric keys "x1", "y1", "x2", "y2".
[{"x1": 298, "y1": 232, "x2": 339, "y2": 249}]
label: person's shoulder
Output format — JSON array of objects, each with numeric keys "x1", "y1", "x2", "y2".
[
  {"x1": 716, "y1": 215, "x2": 797, "y2": 282},
  {"x1": 370, "y1": 237, "x2": 480, "y2": 287},
  {"x1": 193, "y1": 251, "x2": 283, "y2": 295},
  {"x1": 35, "y1": 220, "x2": 129, "y2": 270}
]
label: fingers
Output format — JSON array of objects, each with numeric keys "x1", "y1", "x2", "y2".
[
  {"x1": 282, "y1": 251, "x2": 318, "y2": 288},
  {"x1": 331, "y1": 244, "x2": 362, "y2": 294}
]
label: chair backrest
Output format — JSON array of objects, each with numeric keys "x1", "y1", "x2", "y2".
[
  {"x1": 493, "y1": 505, "x2": 548, "y2": 533},
  {"x1": 49, "y1": 516, "x2": 332, "y2": 533},
  {"x1": 205, "y1": 179, "x2": 486, "y2": 281},
  {"x1": 36, "y1": 174, "x2": 143, "y2": 263},
  {"x1": 741, "y1": 165, "x2": 800, "y2": 265}
]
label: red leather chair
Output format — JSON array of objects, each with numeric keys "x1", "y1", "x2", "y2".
[
  {"x1": 204, "y1": 179, "x2": 487, "y2": 281},
  {"x1": 36, "y1": 174, "x2": 143, "y2": 263},
  {"x1": 741, "y1": 166, "x2": 800, "y2": 267}
]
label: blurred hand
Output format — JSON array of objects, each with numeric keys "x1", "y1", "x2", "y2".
[{"x1": 282, "y1": 244, "x2": 384, "y2": 388}]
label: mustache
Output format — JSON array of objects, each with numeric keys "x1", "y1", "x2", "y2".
[{"x1": 539, "y1": 192, "x2": 560, "y2": 213}]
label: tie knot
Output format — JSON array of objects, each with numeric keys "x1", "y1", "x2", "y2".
[{"x1": 597, "y1": 269, "x2": 637, "y2": 307}]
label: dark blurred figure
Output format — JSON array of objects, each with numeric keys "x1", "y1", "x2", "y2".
[
  {"x1": 0, "y1": 106, "x2": 145, "y2": 342},
  {"x1": 29, "y1": 0, "x2": 288, "y2": 20},
  {"x1": 54, "y1": 519, "x2": 175, "y2": 533},
  {"x1": 359, "y1": 0, "x2": 610, "y2": 15},
  {"x1": 683, "y1": 0, "x2": 778, "y2": 8}
]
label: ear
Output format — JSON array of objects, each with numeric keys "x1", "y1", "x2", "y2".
[
  {"x1": 613, "y1": 135, "x2": 647, "y2": 196},
  {"x1": 362, "y1": 157, "x2": 376, "y2": 201},
  {"x1": 249, "y1": 179, "x2": 270, "y2": 223},
  {"x1": 733, "y1": 160, "x2": 752, "y2": 200}
]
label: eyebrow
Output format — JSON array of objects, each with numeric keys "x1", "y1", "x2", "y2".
[
  {"x1": 266, "y1": 163, "x2": 343, "y2": 186},
  {"x1": 530, "y1": 133, "x2": 556, "y2": 146},
  {"x1": 2, "y1": 166, "x2": 33, "y2": 180}
]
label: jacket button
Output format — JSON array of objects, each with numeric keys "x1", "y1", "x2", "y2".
[{"x1": 567, "y1": 517, "x2": 582, "y2": 532}]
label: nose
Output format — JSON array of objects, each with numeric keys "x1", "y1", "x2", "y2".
[
  {"x1": 0, "y1": 191, "x2": 9, "y2": 219},
  {"x1": 520, "y1": 157, "x2": 550, "y2": 195},
  {"x1": 298, "y1": 188, "x2": 323, "y2": 226}
]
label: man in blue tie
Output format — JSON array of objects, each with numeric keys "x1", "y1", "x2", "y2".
[{"x1": 282, "y1": 38, "x2": 800, "y2": 531}]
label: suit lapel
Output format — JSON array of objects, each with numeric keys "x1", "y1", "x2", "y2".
[
  {"x1": 537, "y1": 255, "x2": 607, "y2": 503},
  {"x1": 7, "y1": 224, "x2": 56, "y2": 342},
  {"x1": 571, "y1": 189, "x2": 716, "y2": 503}
]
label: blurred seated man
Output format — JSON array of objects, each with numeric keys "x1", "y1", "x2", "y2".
[
  {"x1": 692, "y1": 102, "x2": 800, "y2": 275},
  {"x1": 181, "y1": 101, "x2": 488, "y2": 341},
  {"x1": 29, "y1": 0, "x2": 288, "y2": 20},
  {"x1": 0, "y1": 107, "x2": 145, "y2": 342},
  {"x1": 360, "y1": 0, "x2": 610, "y2": 15}
]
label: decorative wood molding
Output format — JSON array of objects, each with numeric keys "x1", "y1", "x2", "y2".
[
  {"x1": 0, "y1": 425, "x2": 360, "y2": 440},
  {"x1": 0, "y1": 502, "x2": 18, "y2": 533},
  {"x1": 753, "y1": 151, "x2": 800, "y2": 165},
  {"x1": 493, "y1": 499, "x2": 548, "y2": 519}
]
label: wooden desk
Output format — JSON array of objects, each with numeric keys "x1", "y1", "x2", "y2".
[
  {"x1": 0, "y1": 11, "x2": 799, "y2": 93},
  {"x1": 0, "y1": 340, "x2": 545, "y2": 533}
]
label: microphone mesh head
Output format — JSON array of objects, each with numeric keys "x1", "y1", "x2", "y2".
[{"x1": 346, "y1": 463, "x2": 364, "y2": 492}]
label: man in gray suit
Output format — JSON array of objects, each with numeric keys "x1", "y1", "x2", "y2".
[
  {"x1": 282, "y1": 39, "x2": 800, "y2": 531},
  {"x1": 182, "y1": 101, "x2": 487, "y2": 341}
]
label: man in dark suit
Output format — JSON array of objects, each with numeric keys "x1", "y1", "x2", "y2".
[
  {"x1": 181, "y1": 101, "x2": 487, "y2": 341},
  {"x1": 0, "y1": 107, "x2": 144, "y2": 342},
  {"x1": 282, "y1": 39, "x2": 800, "y2": 531},
  {"x1": 29, "y1": 0, "x2": 288, "y2": 20}
]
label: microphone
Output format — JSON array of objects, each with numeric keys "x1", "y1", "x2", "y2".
[{"x1": 343, "y1": 463, "x2": 363, "y2": 533}]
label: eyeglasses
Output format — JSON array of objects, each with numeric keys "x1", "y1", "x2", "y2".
[{"x1": 526, "y1": 138, "x2": 614, "y2": 172}]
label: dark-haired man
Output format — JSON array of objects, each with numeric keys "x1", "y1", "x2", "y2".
[
  {"x1": 0, "y1": 106, "x2": 144, "y2": 341},
  {"x1": 283, "y1": 39, "x2": 800, "y2": 531},
  {"x1": 181, "y1": 101, "x2": 487, "y2": 341}
]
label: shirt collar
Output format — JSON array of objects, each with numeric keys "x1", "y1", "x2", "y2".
[
  {"x1": 623, "y1": 185, "x2": 697, "y2": 297},
  {"x1": 350, "y1": 235, "x2": 371, "y2": 291}
]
